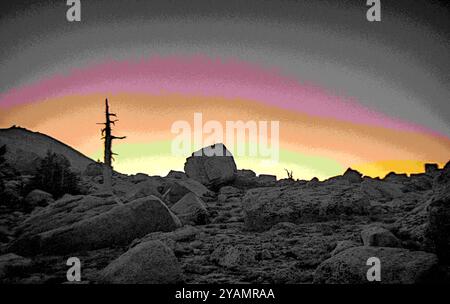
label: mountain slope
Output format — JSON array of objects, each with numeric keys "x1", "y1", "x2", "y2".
[{"x1": 0, "y1": 126, "x2": 95, "y2": 173}]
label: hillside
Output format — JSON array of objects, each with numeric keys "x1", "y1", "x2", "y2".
[
  {"x1": 0, "y1": 126, "x2": 94, "y2": 174},
  {"x1": 0, "y1": 136, "x2": 449, "y2": 284}
]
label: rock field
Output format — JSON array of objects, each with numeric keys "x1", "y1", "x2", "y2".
[{"x1": 0, "y1": 143, "x2": 449, "y2": 284}]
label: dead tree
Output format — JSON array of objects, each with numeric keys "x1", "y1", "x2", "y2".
[
  {"x1": 284, "y1": 168, "x2": 294, "y2": 180},
  {"x1": 97, "y1": 98, "x2": 126, "y2": 194}
]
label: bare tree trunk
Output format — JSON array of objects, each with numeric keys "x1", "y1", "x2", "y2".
[
  {"x1": 98, "y1": 98, "x2": 125, "y2": 200},
  {"x1": 103, "y1": 166, "x2": 113, "y2": 194}
]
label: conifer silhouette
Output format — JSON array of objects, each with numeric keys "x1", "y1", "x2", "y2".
[{"x1": 30, "y1": 151, "x2": 80, "y2": 198}]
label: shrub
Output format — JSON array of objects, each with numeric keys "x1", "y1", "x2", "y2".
[
  {"x1": 0, "y1": 144, "x2": 21, "y2": 207},
  {"x1": 30, "y1": 151, "x2": 80, "y2": 198}
]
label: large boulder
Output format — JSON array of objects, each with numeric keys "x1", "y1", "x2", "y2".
[
  {"x1": 171, "y1": 193, "x2": 209, "y2": 225},
  {"x1": 360, "y1": 179, "x2": 404, "y2": 201},
  {"x1": 258, "y1": 174, "x2": 277, "y2": 183},
  {"x1": 129, "y1": 225, "x2": 200, "y2": 252},
  {"x1": 331, "y1": 240, "x2": 359, "y2": 256},
  {"x1": 163, "y1": 178, "x2": 213, "y2": 205},
  {"x1": 13, "y1": 195, "x2": 118, "y2": 238},
  {"x1": 384, "y1": 172, "x2": 409, "y2": 183},
  {"x1": 9, "y1": 195, "x2": 181, "y2": 255},
  {"x1": 242, "y1": 184, "x2": 370, "y2": 231},
  {"x1": 100, "y1": 240, "x2": 183, "y2": 284},
  {"x1": 434, "y1": 160, "x2": 450, "y2": 185},
  {"x1": 24, "y1": 189, "x2": 54, "y2": 208},
  {"x1": 123, "y1": 178, "x2": 166, "y2": 201},
  {"x1": 2, "y1": 180, "x2": 23, "y2": 205},
  {"x1": 184, "y1": 143, "x2": 237, "y2": 188},
  {"x1": 424, "y1": 163, "x2": 439, "y2": 175},
  {"x1": 166, "y1": 170, "x2": 187, "y2": 179},
  {"x1": 314, "y1": 246, "x2": 440, "y2": 284},
  {"x1": 0, "y1": 253, "x2": 32, "y2": 280},
  {"x1": 232, "y1": 169, "x2": 280, "y2": 189},
  {"x1": 394, "y1": 197, "x2": 431, "y2": 251},
  {"x1": 427, "y1": 184, "x2": 450, "y2": 262},
  {"x1": 342, "y1": 168, "x2": 363, "y2": 183},
  {"x1": 394, "y1": 174, "x2": 450, "y2": 254},
  {"x1": 361, "y1": 225, "x2": 401, "y2": 248}
]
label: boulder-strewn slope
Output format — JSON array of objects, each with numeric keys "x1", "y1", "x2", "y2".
[{"x1": 0, "y1": 140, "x2": 449, "y2": 284}]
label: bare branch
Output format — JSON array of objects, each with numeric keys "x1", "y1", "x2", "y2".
[{"x1": 111, "y1": 136, "x2": 126, "y2": 140}]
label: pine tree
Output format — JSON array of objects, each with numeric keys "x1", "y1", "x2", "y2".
[
  {"x1": 30, "y1": 151, "x2": 80, "y2": 198},
  {"x1": 97, "y1": 98, "x2": 126, "y2": 194}
]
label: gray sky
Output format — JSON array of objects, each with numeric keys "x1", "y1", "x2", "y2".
[{"x1": 1, "y1": 0, "x2": 449, "y2": 136}]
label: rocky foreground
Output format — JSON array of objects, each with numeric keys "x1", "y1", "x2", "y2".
[{"x1": 0, "y1": 143, "x2": 449, "y2": 284}]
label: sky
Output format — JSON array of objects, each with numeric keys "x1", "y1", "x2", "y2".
[{"x1": 0, "y1": 0, "x2": 449, "y2": 180}]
